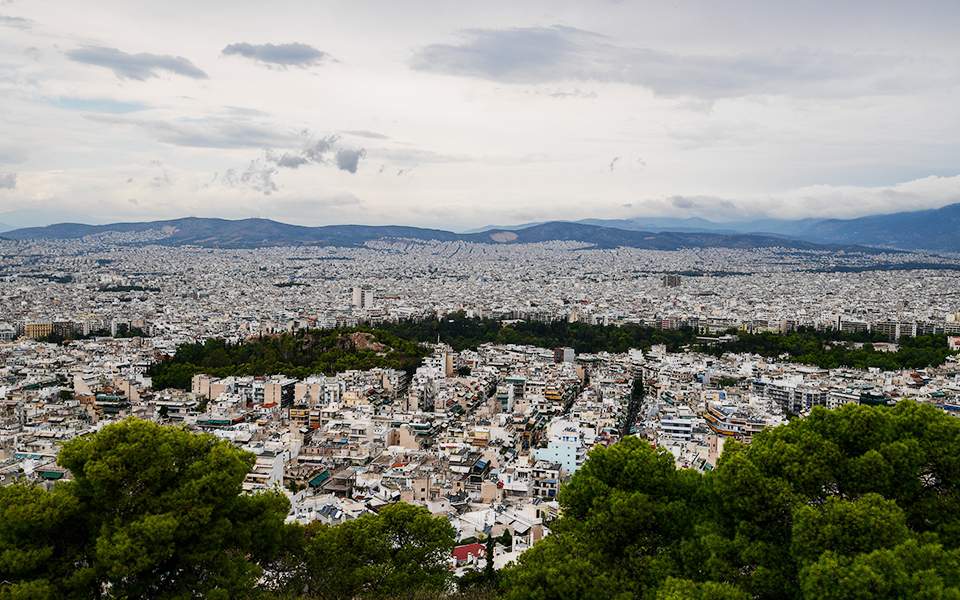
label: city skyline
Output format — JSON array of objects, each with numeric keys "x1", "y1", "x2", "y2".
[{"x1": 2, "y1": 0, "x2": 960, "y2": 229}]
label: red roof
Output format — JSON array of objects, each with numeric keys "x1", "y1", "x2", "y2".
[{"x1": 452, "y1": 543, "x2": 486, "y2": 563}]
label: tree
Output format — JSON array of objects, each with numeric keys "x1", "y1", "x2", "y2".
[
  {"x1": 0, "y1": 484, "x2": 84, "y2": 599},
  {"x1": 800, "y1": 539, "x2": 960, "y2": 600},
  {"x1": 501, "y1": 436, "x2": 702, "y2": 600},
  {"x1": 484, "y1": 533, "x2": 496, "y2": 582},
  {"x1": 288, "y1": 502, "x2": 456, "y2": 600},
  {"x1": 0, "y1": 418, "x2": 291, "y2": 599},
  {"x1": 501, "y1": 401, "x2": 960, "y2": 599}
]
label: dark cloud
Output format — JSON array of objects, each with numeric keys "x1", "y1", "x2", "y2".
[
  {"x1": 0, "y1": 172, "x2": 15, "y2": 189},
  {"x1": 335, "y1": 148, "x2": 366, "y2": 173},
  {"x1": 301, "y1": 136, "x2": 339, "y2": 163},
  {"x1": 0, "y1": 14, "x2": 31, "y2": 29},
  {"x1": 272, "y1": 153, "x2": 309, "y2": 169},
  {"x1": 66, "y1": 45, "x2": 208, "y2": 80},
  {"x1": 608, "y1": 156, "x2": 620, "y2": 171},
  {"x1": 669, "y1": 195, "x2": 740, "y2": 216},
  {"x1": 412, "y1": 26, "x2": 932, "y2": 99},
  {"x1": 222, "y1": 42, "x2": 330, "y2": 68},
  {"x1": 265, "y1": 135, "x2": 366, "y2": 174}
]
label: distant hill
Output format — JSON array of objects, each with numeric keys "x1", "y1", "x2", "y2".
[
  {"x1": 3, "y1": 217, "x2": 861, "y2": 251},
  {"x1": 483, "y1": 202, "x2": 960, "y2": 252},
  {"x1": 794, "y1": 203, "x2": 960, "y2": 251}
]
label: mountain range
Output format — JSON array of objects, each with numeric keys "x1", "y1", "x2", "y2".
[
  {"x1": 3, "y1": 202, "x2": 958, "y2": 251},
  {"x1": 470, "y1": 202, "x2": 960, "y2": 252},
  {"x1": 3, "y1": 217, "x2": 858, "y2": 251}
]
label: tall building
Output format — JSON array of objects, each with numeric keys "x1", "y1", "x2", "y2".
[
  {"x1": 553, "y1": 347, "x2": 575, "y2": 363},
  {"x1": 662, "y1": 274, "x2": 682, "y2": 288},
  {"x1": 351, "y1": 285, "x2": 375, "y2": 309}
]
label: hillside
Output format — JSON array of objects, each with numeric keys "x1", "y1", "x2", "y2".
[
  {"x1": 492, "y1": 202, "x2": 960, "y2": 252},
  {"x1": 3, "y1": 217, "x2": 865, "y2": 251},
  {"x1": 797, "y1": 202, "x2": 960, "y2": 251}
]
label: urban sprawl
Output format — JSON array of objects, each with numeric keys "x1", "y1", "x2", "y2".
[{"x1": 3, "y1": 235, "x2": 960, "y2": 572}]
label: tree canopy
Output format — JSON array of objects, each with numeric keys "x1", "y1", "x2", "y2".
[
  {"x1": 3, "y1": 402, "x2": 960, "y2": 600},
  {"x1": 148, "y1": 316, "x2": 956, "y2": 392},
  {"x1": 148, "y1": 328, "x2": 429, "y2": 390},
  {"x1": 0, "y1": 419, "x2": 459, "y2": 600},
  {"x1": 285, "y1": 502, "x2": 456, "y2": 600},
  {"x1": 0, "y1": 419, "x2": 292, "y2": 599},
  {"x1": 500, "y1": 401, "x2": 960, "y2": 599}
]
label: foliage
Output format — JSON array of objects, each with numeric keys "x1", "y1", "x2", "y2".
[
  {"x1": 6, "y1": 400, "x2": 960, "y2": 599},
  {"x1": 148, "y1": 328, "x2": 430, "y2": 390},
  {"x1": 707, "y1": 329, "x2": 953, "y2": 370},
  {"x1": 500, "y1": 401, "x2": 960, "y2": 599},
  {"x1": 0, "y1": 419, "x2": 291, "y2": 599},
  {"x1": 283, "y1": 502, "x2": 456, "y2": 600},
  {"x1": 147, "y1": 316, "x2": 954, "y2": 391},
  {"x1": 620, "y1": 376, "x2": 645, "y2": 436},
  {"x1": 379, "y1": 314, "x2": 696, "y2": 354}
]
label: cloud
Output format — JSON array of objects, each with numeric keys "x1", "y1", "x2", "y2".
[
  {"x1": 335, "y1": 148, "x2": 366, "y2": 173},
  {"x1": 608, "y1": 156, "x2": 620, "y2": 171},
  {"x1": 66, "y1": 45, "x2": 208, "y2": 80},
  {"x1": 0, "y1": 145, "x2": 26, "y2": 165},
  {"x1": 222, "y1": 42, "x2": 330, "y2": 68},
  {"x1": 624, "y1": 175, "x2": 960, "y2": 221},
  {"x1": 215, "y1": 159, "x2": 278, "y2": 195},
  {"x1": 0, "y1": 172, "x2": 15, "y2": 189},
  {"x1": 544, "y1": 88, "x2": 597, "y2": 99},
  {"x1": 669, "y1": 195, "x2": 739, "y2": 215},
  {"x1": 148, "y1": 161, "x2": 172, "y2": 188},
  {"x1": 301, "y1": 136, "x2": 339, "y2": 163},
  {"x1": 89, "y1": 114, "x2": 297, "y2": 149},
  {"x1": 412, "y1": 26, "x2": 943, "y2": 99},
  {"x1": 0, "y1": 14, "x2": 31, "y2": 29},
  {"x1": 341, "y1": 130, "x2": 390, "y2": 140},
  {"x1": 50, "y1": 96, "x2": 148, "y2": 113},
  {"x1": 264, "y1": 135, "x2": 366, "y2": 173},
  {"x1": 271, "y1": 153, "x2": 309, "y2": 169}
]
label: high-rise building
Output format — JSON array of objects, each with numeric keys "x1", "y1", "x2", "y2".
[
  {"x1": 662, "y1": 274, "x2": 682, "y2": 288},
  {"x1": 553, "y1": 347, "x2": 575, "y2": 363},
  {"x1": 351, "y1": 285, "x2": 375, "y2": 309}
]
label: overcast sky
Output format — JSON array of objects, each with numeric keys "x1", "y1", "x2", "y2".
[{"x1": 1, "y1": 0, "x2": 959, "y2": 230}]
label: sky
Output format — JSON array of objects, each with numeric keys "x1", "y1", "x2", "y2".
[{"x1": 1, "y1": 0, "x2": 959, "y2": 230}]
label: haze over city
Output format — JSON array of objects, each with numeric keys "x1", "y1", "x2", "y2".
[{"x1": 2, "y1": 0, "x2": 960, "y2": 229}]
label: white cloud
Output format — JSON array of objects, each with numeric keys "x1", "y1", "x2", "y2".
[{"x1": 0, "y1": 0, "x2": 958, "y2": 229}]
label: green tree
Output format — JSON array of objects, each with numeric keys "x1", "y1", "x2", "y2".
[
  {"x1": 800, "y1": 539, "x2": 960, "y2": 600},
  {"x1": 0, "y1": 419, "x2": 291, "y2": 599},
  {"x1": 501, "y1": 401, "x2": 960, "y2": 600},
  {"x1": 289, "y1": 502, "x2": 456, "y2": 600},
  {"x1": 0, "y1": 484, "x2": 85, "y2": 599}
]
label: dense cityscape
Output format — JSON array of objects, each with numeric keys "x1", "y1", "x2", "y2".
[
  {"x1": 4, "y1": 0, "x2": 960, "y2": 598},
  {"x1": 2, "y1": 232, "x2": 960, "y2": 597}
]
